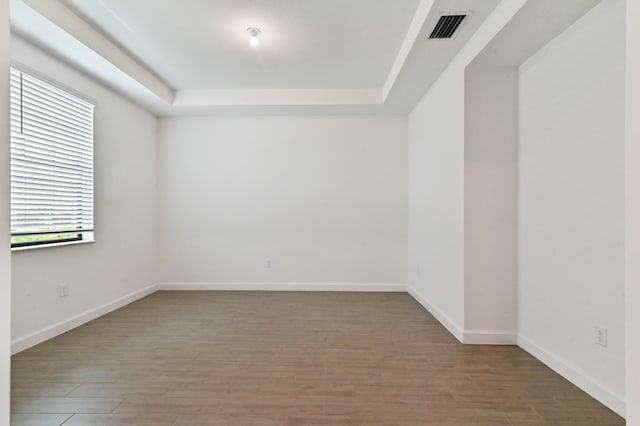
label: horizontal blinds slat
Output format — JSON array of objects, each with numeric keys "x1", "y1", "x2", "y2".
[
  {"x1": 21, "y1": 120, "x2": 93, "y2": 150},
  {"x1": 12, "y1": 212, "x2": 93, "y2": 218},
  {"x1": 12, "y1": 204, "x2": 93, "y2": 210},
  {"x1": 11, "y1": 221, "x2": 92, "y2": 227},
  {"x1": 12, "y1": 205, "x2": 93, "y2": 211},
  {"x1": 22, "y1": 101, "x2": 93, "y2": 136},
  {"x1": 11, "y1": 161, "x2": 92, "y2": 178},
  {"x1": 12, "y1": 214, "x2": 92, "y2": 220},
  {"x1": 11, "y1": 174, "x2": 92, "y2": 187},
  {"x1": 14, "y1": 137, "x2": 93, "y2": 165},
  {"x1": 12, "y1": 217, "x2": 90, "y2": 222},
  {"x1": 22, "y1": 73, "x2": 93, "y2": 109},
  {"x1": 22, "y1": 77, "x2": 94, "y2": 114},
  {"x1": 21, "y1": 82, "x2": 93, "y2": 116},
  {"x1": 12, "y1": 218, "x2": 92, "y2": 224},
  {"x1": 13, "y1": 131, "x2": 93, "y2": 164},
  {"x1": 12, "y1": 225, "x2": 92, "y2": 230},
  {"x1": 12, "y1": 215, "x2": 93, "y2": 222},
  {"x1": 10, "y1": 67, "x2": 94, "y2": 237},
  {"x1": 11, "y1": 143, "x2": 93, "y2": 163},
  {"x1": 11, "y1": 226, "x2": 91, "y2": 232},
  {"x1": 11, "y1": 178, "x2": 92, "y2": 191},
  {"x1": 22, "y1": 97, "x2": 93, "y2": 131},
  {"x1": 11, "y1": 227, "x2": 93, "y2": 234},
  {"x1": 11, "y1": 169, "x2": 93, "y2": 184},
  {"x1": 11, "y1": 155, "x2": 92, "y2": 170},
  {"x1": 12, "y1": 162, "x2": 92, "y2": 176},
  {"x1": 11, "y1": 150, "x2": 92, "y2": 170},
  {"x1": 11, "y1": 191, "x2": 93, "y2": 199},
  {"x1": 11, "y1": 162, "x2": 92, "y2": 180},
  {"x1": 11, "y1": 184, "x2": 92, "y2": 196},
  {"x1": 22, "y1": 108, "x2": 93, "y2": 140},
  {"x1": 11, "y1": 228, "x2": 92, "y2": 234},
  {"x1": 22, "y1": 80, "x2": 93, "y2": 120},
  {"x1": 12, "y1": 206, "x2": 92, "y2": 212},
  {"x1": 12, "y1": 219, "x2": 91, "y2": 224},
  {"x1": 12, "y1": 215, "x2": 92, "y2": 220},
  {"x1": 12, "y1": 202, "x2": 93, "y2": 208}
]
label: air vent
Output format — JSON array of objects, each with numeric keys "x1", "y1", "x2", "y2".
[{"x1": 429, "y1": 14, "x2": 466, "y2": 39}]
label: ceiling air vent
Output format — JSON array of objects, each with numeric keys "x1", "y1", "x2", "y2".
[{"x1": 429, "y1": 14, "x2": 467, "y2": 39}]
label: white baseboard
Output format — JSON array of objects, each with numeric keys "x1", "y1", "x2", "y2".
[
  {"x1": 11, "y1": 284, "x2": 158, "y2": 355},
  {"x1": 517, "y1": 334, "x2": 626, "y2": 418},
  {"x1": 463, "y1": 329, "x2": 517, "y2": 345},
  {"x1": 157, "y1": 282, "x2": 407, "y2": 292},
  {"x1": 407, "y1": 287, "x2": 464, "y2": 343}
]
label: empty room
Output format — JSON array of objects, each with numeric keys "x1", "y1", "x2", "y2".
[{"x1": 0, "y1": 0, "x2": 639, "y2": 425}]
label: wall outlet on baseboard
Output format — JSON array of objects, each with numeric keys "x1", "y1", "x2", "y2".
[
  {"x1": 58, "y1": 284, "x2": 69, "y2": 298},
  {"x1": 595, "y1": 326, "x2": 607, "y2": 347},
  {"x1": 265, "y1": 260, "x2": 271, "y2": 269}
]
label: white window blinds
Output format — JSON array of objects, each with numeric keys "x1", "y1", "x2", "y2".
[{"x1": 10, "y1": 67, "x2": 95, "y2": 237}]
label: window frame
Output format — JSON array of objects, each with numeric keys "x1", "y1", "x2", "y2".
[{"x1": 9, "y1": 64, "x2": 96, "y2": 250}]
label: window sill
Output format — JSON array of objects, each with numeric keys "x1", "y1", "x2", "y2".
[{"x1": 11, "y1": 233, "x2": 95, "y2": 252}]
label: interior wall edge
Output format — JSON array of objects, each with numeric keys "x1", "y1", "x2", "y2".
[{"x1": 517, "y1": 333, "x2": 626, "y2": 417}]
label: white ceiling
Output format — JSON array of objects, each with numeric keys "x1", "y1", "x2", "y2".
[
  {"x1": 12, "y1": 0, "x2": 508, "y2": 114},
  {"x1": 7, "y1": 0, "x2": 608, "y2": 115},
  {"x1": 16, "y1": 0, "x2": 612, "y2": 116},
  {"x1": 64, "y1": 0, "x2": 421, "y2": 91}
]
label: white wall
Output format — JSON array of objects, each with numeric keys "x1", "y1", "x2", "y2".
[
  {"x1": 518, "y1": 0, "x2": 625, "y2": 414},
  {"x1": 1, "y1": 0, "x2": 10, "y2": 423},
  {"x1": 10, "y1": 36, "x2": 159, "y2": 351},
  {"x1": 627, "y1": 0, "x2": 640, "y2": 423},
  {"x1": 158, "y1": 116, "x2": 407, "y2": 287},
  {"x1": 408, "y1": 67, "x2": 465, "y2": 337},
  {"x1": 407, "y1": 0, "x2": 526, "y2": 341},
  {"x1": 463, "y1": 66, "x2": 518, "y2": 343}
]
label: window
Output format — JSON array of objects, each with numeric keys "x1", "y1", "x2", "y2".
[{"x1": 10, "y1": 67, "x2": 95, "y2": 248}]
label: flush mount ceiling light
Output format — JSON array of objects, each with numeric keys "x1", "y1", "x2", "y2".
[{"x1": 247, "y1": 27, "x2": 261, "y2": 47}]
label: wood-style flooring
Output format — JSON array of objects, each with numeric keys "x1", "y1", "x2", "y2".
[{"x1": 11, "y1": 291, "x2": 624, "y2": 425}]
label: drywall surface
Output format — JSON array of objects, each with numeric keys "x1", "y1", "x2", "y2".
[
  {"x1": 10, "y1": 36, "x2": 159, "y2": 349},
  {"x1": 407, "y1": 66, "x2": 465, "y2": 337},
  {"x1": 158, "y1": 116, "x2": 407, "y2": 285},
  {"x1": 463, "y1": 66, "x2": 518, "y2": 342},
  {"x1": 518, "y1": 0, "x2": 625, "y2": 414},
  {"x1": 407, "y1": 0, "x2": 526, "y2": 340},
  {"x1": 1, "y1": 0, "x2": 10, "y2": 423},
  {"x1": 626, "y1": 0, "x2": 640, "y2": 422}
]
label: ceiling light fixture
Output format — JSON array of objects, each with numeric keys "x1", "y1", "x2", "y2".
[{"x1": 247, "y1": 27, "x2": 261, "y2": 47}]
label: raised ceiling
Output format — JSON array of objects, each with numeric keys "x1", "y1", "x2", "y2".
[
  {"x1": 64, "y1": 0, "x2": 421, "y2": 91},
  {"x1": 10, "y1": 0, "x2": 502, "y2": 115}
]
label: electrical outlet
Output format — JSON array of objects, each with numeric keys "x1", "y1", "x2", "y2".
[
  {"x1": 265, "y1": 260, "x2": 272, "y2": 269},
  {"x1": 58, "y1": 284, "x2": 68, "y2": 298},
  {"x1": 595, "y1": 326, "x2": 607, "y2": 348}
]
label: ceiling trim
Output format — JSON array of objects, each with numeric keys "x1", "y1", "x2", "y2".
[
  {"x1": 174, "y1": 89, "x2": 383, "y2": 107},
  {"x1": 12, "y1": 0, "x2": 432, "y2": 110},
  {"x1": 382, "y1": 0, "x2": 436, "y2": 102},
  {"x1": 20, "y1": 0, "x2": 174, "y2": 104}
]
